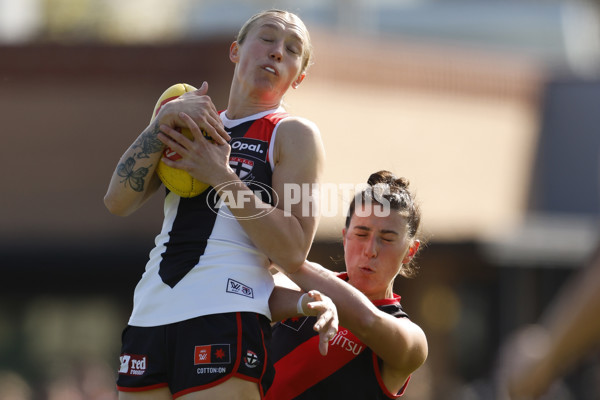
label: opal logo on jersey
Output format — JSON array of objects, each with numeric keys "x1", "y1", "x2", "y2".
[
  {"x1": 230, "y1": 138, "x2": 266, "y2": 154},
  {"x1": 119, "y1": 354, "x2": 147, "y2": 376},
  {"x1": 226, "y1": 278, "x2": 254, "y2": 298},
  {"x1": 194, "y1": 344, "x2": 231, "y2": 365}
]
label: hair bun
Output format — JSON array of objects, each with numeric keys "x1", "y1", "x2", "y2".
[
  {"x1": 367, "y1": 170, "x2": 394, "y2": 186},
  {"x1": 367, "y1": 170, "x2": 409, "y2": 190},
  {"x1": 395, "y1": 177, "x2": 410, "y2": 190}
]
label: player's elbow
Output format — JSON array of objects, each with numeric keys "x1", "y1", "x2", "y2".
[
  {"x1": 269, "y1": 221, "x2": 314, "y2": 273},
  {"x1": 404, "y1": 327, "x2": 429, "y2": 372},
  {"x1": 104, "y1": 193, "x2": 133, "y2": 217},
  {"x1": 276, "y1": 251, "x2": 306, "y2": 274}
]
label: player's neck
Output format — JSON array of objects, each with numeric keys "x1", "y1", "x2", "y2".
[{"x1": 226, "y1": 86, "x2": 282, "y2": 120}]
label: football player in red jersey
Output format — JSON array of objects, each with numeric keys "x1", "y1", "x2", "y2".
[{"x1": 268, "y1": 170, "x2": 428, "y2": 399}]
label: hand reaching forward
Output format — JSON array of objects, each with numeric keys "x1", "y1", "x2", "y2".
[{"x1": 302, "y1": 290, "x2": 339, "y2": 356}]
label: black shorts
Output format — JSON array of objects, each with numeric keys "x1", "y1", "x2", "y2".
[{"x1": 116, "y1": 312, "x2": 275, "y2": 398}]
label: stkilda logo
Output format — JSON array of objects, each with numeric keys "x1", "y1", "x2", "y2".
[{"x1": 230, "y1": 139, "x2": 266, "y2": 154}]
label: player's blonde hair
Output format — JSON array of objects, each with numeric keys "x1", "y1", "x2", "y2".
[{"x1": 236, "y1": 9, "x2": 314, "y2": 76}]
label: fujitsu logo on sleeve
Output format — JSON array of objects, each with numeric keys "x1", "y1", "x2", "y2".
[
  {"x1": 330, "y1": 330, "x2": 365, "y2": 356},
  {"x1": 119, "y1": 354, "x2": 147, "y2": 376}
]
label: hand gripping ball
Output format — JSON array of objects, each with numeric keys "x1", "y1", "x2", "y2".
[{"x1": 152, "y1": 83, "x2": 210, "y2": 198}]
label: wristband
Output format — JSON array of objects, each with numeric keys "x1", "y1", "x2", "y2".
[{"x1": 297, "y1": 293, "x2": 308, "y2": 315}]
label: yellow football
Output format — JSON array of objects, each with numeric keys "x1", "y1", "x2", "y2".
[{"x1": 152, "y1": 83, "x2": 210, "y2": 198}]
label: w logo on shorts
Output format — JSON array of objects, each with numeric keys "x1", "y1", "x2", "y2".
[{"x1": 194, "y1": 344, "x2": 231, "y2": 365}]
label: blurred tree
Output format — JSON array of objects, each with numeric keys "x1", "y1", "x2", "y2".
[
  {"x1": 42, "y1": 0, "x2": 101, "y2": 42},
  {"x1": 40, "y1": 0, "x2": 187, "y2": 43}
]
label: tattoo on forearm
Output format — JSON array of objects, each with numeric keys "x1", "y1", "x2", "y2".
[
  {"x1": 134, "y1": 123, "x2": 164, "y2": 159},
  {"x1": 117, "y1": 157, "x2": 151, "y2": 192}
]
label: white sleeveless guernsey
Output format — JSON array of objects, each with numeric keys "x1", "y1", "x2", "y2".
[{"x1": 128, "y1": 107, "x2": 289, "y2": 327}]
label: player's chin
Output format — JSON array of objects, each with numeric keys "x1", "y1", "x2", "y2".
[{"x1": 252, "y1": 77, "x2": 285, "y2": 93}]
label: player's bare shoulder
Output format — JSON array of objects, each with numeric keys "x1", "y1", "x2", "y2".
[
  {"x1": 274, "y1": 116, "x2": 323, "y2": 164},
  {"x1": 278, "y1": 116, "x2": 320, "y2": 137}
]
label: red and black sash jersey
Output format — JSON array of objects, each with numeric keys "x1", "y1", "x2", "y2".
[
  {"x1": 267, "y1": 273, "x2": 411, "y2": 399},
  {"x1": 157, "y1": 111, "x2": 289, "y2": 288}
]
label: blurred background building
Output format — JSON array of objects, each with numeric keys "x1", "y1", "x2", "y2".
[{"x1": 1, "y1": 0, "x2": 599, "y2": 398}]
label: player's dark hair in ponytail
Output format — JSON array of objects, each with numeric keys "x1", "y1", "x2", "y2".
[{"x1": 345, "y1": 170, "x2": 422, "y2": 277}]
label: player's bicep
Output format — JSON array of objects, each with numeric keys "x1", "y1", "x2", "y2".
[{"x1": 271, "y1": 118, "x2": 325, "y2": 225}]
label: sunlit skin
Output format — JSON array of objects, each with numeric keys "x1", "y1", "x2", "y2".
[
  {"x1": 114, "y1": 12, "x2": 323, "y2": 400},
  {"x1": 275, "y1": 200, "x2": 427, "y2": 396},
  {"x1": 343, "y1": 203, "x2": 419, "y2": 301},
  {"x1": 227, "y1": 15, "x2": 307, "y2": 118}
]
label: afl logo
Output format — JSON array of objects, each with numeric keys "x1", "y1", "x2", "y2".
[{"x1": 206, "y1": 181, "x2": 279, "y2": 220}]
